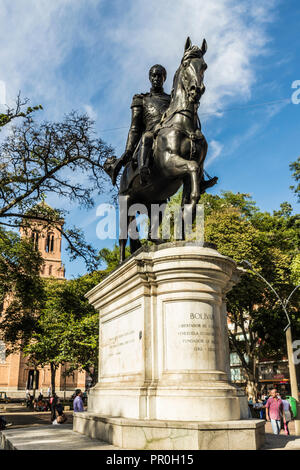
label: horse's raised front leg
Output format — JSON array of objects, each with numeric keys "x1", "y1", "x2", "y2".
[
  {"x1": 162, "y1": 152, "x2": 200, "y2": 205},
  {"x1": 161, "y1": 153, "x2": 201, "y2": 240}
]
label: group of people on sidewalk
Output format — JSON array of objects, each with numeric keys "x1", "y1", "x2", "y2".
[
  {"x1": 250, "y1": 388, "x2": 294, "y2": 435},
  {"x1": 265, "y1": 389, "x2": 293, "y2": 435},
  {"x1": 49, "y1": 393, "x2": 67, "y2": 425},
  {"x1": 2, "y1": 387, "x2": 293, "y2": 436},
  {"x1": 50, "y1": 389, "x2": 85, "y2": 425}
]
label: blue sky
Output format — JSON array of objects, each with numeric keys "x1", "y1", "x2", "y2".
[{"x1": 0, "y1": 0, "x2": 299, "y2": 278}]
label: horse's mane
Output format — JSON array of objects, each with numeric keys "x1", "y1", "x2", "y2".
[
  {"x1": 159, "y1": 46, "x2": 204, "y2": 125},
  {"x1": 181, "y1": 45, "x2": 203, "y2": 63},
  {"x1": 171, "y1": 46, "x2": 203, "y2": 91}
]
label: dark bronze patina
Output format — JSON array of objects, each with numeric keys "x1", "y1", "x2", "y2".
[
  {"x1": 104, "y1": 37, "x2": 218, "y2": 262},
  {"x1": 110, "y1": 64, "x2": 171, "y2": 185}
]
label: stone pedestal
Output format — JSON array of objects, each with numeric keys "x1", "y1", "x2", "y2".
[{"x1": 73, "y1": 242, "x2": 264, "y2": 449}]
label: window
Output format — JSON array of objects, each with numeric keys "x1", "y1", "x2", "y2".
[
  {"x1": 49, "y1": 265, "x2": 52, "y2": 276},
  {"x1": 230, "y1": 352, "x2": 242, "y2": 366},
  {"x1": 45, "y1": 233, "x2": 55, "y2": 253},
  {"x1": 231, "y1": 367, "x2": 246, "y2": 382},
  {"x1": 31, "y1": 231, "x2": 39, "y2": 250}
]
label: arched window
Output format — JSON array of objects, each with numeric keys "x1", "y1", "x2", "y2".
[
  {"x1": 31, "y1": 231, "x2": 39, "y2": 250},
  {"x1": 45, "y1": 233, "x2": 55, "y2": 253}
]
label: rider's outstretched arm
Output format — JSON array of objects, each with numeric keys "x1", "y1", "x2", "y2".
[{"x1": 124, "y1": 95, "x2": 144, "y2": 157}]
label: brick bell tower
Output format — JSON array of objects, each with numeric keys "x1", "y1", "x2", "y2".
[
  {"x1": 20, "y1": 202, "x2": 65, "y2": 279},
  {"x1": 0, "y1": 204, "x2": 88, "y2": 398}
]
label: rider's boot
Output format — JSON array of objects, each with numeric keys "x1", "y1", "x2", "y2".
[
  {"x1": 200, "y1": 176, "x2": 218, "y2": 194},
  {"x1": 111, "y1": 157, "x2": 124, "y2": 186}
]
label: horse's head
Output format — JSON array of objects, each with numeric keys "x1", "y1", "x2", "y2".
[{"x1": 179, "y1": 37, "x2": 207, "y2": 104}]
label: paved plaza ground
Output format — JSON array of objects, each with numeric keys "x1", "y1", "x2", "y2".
[{"x1": 1, "y1": 404, "x2": 300, "y2": 450}]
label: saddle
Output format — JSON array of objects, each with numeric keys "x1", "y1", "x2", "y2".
[{"x1": 119, "y1": 141, "x2": 148, "y2": 193}]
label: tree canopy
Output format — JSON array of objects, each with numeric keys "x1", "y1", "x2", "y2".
[
  {"x1": 21, "y1": 271, "x2": 105, "y2": 392},
  {"x1": 0, "y1": 95, "x2": 115, "y2": 270},
  {"x1": 201, "y1": 191, "x2": 300, "y2": 397},
  {"x1": 290, "y1": 157, "x2": 300, "y2": 203}
]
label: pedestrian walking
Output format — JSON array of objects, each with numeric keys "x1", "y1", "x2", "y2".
[
  {"x1": 73, "y1": 389, "x2": 85, "y2": 412},
  {"x1": 47, "y1": 386, "x2": 51, "y2": 398},
  {"x1": 265, "y1": 389, "x2": 284, "y2": 435},
  {"x1": 281, "y1": 395, "x2": 293, "y2": 435},
  {"x1": 260, "y1": 395, "x2": 268, "y2": 420}
]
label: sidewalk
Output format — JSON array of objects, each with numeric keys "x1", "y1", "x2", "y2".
[
  {"x1": 1, "y1": 424, "x2": 119, "y2": 450},
  {"x1": 261, "y1": 420, "x2": 300, "y2": 450},
  {"x1": 1, "y1": 406, "x2": 300, "y2": 450}
]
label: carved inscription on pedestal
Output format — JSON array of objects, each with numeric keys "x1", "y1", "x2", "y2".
[
  {"x1": 101, "y1": 307, "x2": 143, "y2": 377},
  {"x1": 164, "y1": 301, "x2": 217, "y2": 371}
]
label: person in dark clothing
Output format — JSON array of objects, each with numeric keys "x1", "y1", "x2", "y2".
[
  {"x1": 50, "y1": 393, "x2": 58, "y2": 422},
  {"x1": 0, "y1": 416, "x2": 12, "y2": 429},
  {"x1": 56, "y1": 398, "x2": 63, "y2": 416}
]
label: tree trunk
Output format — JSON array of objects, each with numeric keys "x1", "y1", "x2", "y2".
[
  {"x1": 245, "y1": 379, "x2": 258, "y2": 401},
  {"x1": 245, "y1": 360, "x2": 259, "y2": 402},
  {"x1": 84, "y1": 365, "x2": 97, "y2": 389},
  {"x1": 50, "y1": 363, "x2": 56, "y2": 394},
  {"x1": 32, "y1": 368, "x2": 37, "y2": 400}
]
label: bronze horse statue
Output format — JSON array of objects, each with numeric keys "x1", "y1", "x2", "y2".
[{"x1": 105, "y1": 37, "x2": 217, "y2": 262}]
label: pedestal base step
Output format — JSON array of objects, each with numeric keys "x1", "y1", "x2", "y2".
[{"x1": 73, "y1": 413, "x2": 265, "y2": 450}]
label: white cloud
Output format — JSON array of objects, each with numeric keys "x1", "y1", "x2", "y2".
[
  {"x1": 0, "y1": 0, "x2": 277, "y2": 125},
  {"x1": 98, "y1": 0, "x2": 277, "y2": 121},
  {"x1": 206, "y1": 140, "x2": 224, "y2": 167},
  {"x1": 83, "y1": 104, "x2": 97, "y2": 121},
  {"x1": 0, "y1": 0, "x2": 284, "y2": 277},
  {"x1": 0, "y1": 0, "x2": 280, "y2": 194}
]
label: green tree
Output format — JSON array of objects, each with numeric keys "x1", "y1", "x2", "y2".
[
  {"x1": 0, "y1": 95, "x2": 115, "y2": 360},
  {"x1": 0, "y1": 96, "x2": 115, "y2": 271},
  {"x1": 290, "y1": 157, "x2": 300, "y2": 202},
  {"x1": 98, "y1": 244, "x2": 130, "y2": 272},
  {"x1": 0, "y1": 93, "x2": 42, "y2": 128},
  {"x1": 202, "y1": 191, "x2": 300, "y2": 399},
  {"x1": 23, "y1": 271, "x2": 105, "y2": 392}
]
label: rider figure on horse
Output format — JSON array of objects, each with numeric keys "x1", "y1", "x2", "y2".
[{"x1": 110, "y1": 64, "x2": 171, "y2": 186}]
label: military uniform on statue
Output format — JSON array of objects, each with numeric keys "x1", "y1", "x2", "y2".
[{"x1": 110, "y1": 64, "x2": 170, "y2": 185}]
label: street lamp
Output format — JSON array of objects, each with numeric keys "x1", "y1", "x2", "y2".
[{"x1": 241, "y1": 260, "x2": 300, "y2": 435}]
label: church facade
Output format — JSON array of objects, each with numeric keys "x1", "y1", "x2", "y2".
[{"x1": 0, "y1": 210, "x2": 86, "y2": 397}]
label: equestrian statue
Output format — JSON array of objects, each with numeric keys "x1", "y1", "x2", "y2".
[{"x1": 104, "y1": 37, "x2": 218, "y2": 262}]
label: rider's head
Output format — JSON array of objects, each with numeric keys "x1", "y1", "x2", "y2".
[{"x1": 149, "y1": 65, "x2": 167, "y2": 91}]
